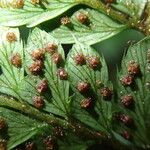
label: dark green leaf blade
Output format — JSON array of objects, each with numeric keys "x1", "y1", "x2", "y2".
[
  {"x1": 67, "y1": 38, "x2": 113, "y2": 133},
  {"x1": 112, "y1": 131, "x2": 132, "y2": 146},
  {"x1": 0, "y1": 107, "x2": 48, "y2": 150},
  {"x1": 25, "y1": 28, "x2": 70, "y2": 117},
  {"x1": 58, "y1": 132, "x2": 93, "y2": 150},
  {"x1": 0, "y1": 0, "x2": 78, "y2": 27},
  {"x1": 0, "y1": 27, "x2": 24, "y2": 99},
  {"x1": 115, "y1": 37, "x2": 150, "y2": 148},
  {"x1": 18, "y1": 75, "x2": 66, "y2": 117}
]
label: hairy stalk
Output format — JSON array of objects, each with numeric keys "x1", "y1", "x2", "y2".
[
  {"x1": 78, "y1": 0, "x2": 150, "y2": 36},
  {"x1": 0, "y1": 96, "x2": 65, "y2": 126},
  {"x1": 131, "y1": 0, "x2": 150, "y2": 36},
  {"x1": 144, "y1": 0, "x2": 150, "y2": 35},
  {"x1": 0, "y1": 96, "x2": 103, "y2": 140},
  {"x1": 78, "y1": 0, "x2": 129, "y2": 24}
]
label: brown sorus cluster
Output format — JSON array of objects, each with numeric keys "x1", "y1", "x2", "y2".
[
  {"x1": 37, "y1": 79, "x2": 48, "y2": 93},
  {"x1": 31, "y1": 0, "x2": 40, "y2": 5},
  {"x1": 45, "y1": 43, "x2": 58, "y2": 55},
  {"x1": 77, "y1": 82, "x2": 90, "y2": 93},
  {"x1": 10, "y1": 53, "x2": 22, "y2": 68},
  {"x1": 120, "y1": 75, "x2": 134, "y2": 86},
  {"x1": 52, "y1": 53, "x2": 62, "y2": 64},
  {"x1": 80, "y1": 98, "x2": 92, "y2": 108},
  {"x1": 119, "y1": 114, "x2": 133, "y2": 126},
  {"x1": 25, "y1": 142, "x2": 37, "y2": 150},
  {"x1": 29, "y1": 43, "x2": 61, "y2": 75},
  {"x1": 31, "y1": 49, "x2": 44, "y2": 61},
  {"x1": 60, "y1": 16, "x2": 71, "y2": 25},
  {"x1": 127, "y1": 61, "x2": 140, "y2": 75},
  {"x1": 121, "y1": 131, "x2": 131, "y2": 140},
  {"x1": 121, "y1": 95, "x2": 134, "y2": 108},
  {"x1": 74, "y1": 53, "x2": 86, "y2": 66},
  {"x1": 6, "y1": 32, "x2": 17, "y2": 42},
  {"x1": 0, "y1": 118, "x2": 6, "y2": 130},
  {"x1": 100, "y1": 87, "x2": 112, "y2": 99},
  {"x1": 13, "y1": 0, "x2": 24, "y2": 8},
  {"x1": 87, "y1": 56, "x2": 100, "y2": 69},
  {"x1": 76, "y1": 12, "x2": 89, "y2": 24},
  {"x1": 0, "y1": 139, "x2": 7, "y2": 150},
  {"x1": 33, "y1": 96, "x2": 44, "y2": 109},
  {"x1": 29, "y1": 60, "x2": 43, "y2": 75},
  {"x1": 43, "y1": 136, "x2": 57, "y2": 150},
  {"x1": 57, "y1": 68, "x2": 68, "y2": 80}
]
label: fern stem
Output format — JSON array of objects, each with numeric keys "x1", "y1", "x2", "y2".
[
  {"x1": 78, "y1": 0, "x2": 150, "y2": 35},
  {"x1": 0, "y1": 96, "x2": 65, "y2": 126},
  {"x1": 78, "y1": 0, "x2": 129, "y2": 24},
  {"x1": 144, "y1": 0, "x2": 150, "y2": 35},
  {"x1": 0, "y1": 96, "x2": 104, "y2": 140}
]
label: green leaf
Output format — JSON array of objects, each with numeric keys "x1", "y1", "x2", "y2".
[
  {"x1": 18, "y1": 75, "x2": 66, "y2": 117},
  {"x1": 67, "y1": 38, "x2": 113, "y2": 132},
  {"x1": 25, "y1": 28, "x2": 70, "y2": 117},
  {"x1": 0, "y1": 27, "x2": 24, "y2": 99},
  {"x1": 31, "y1": 125, "x2": 93, "y2": 150},
  {"x1": 0, "y1": 0, "x2": 79, "y2": 27},
  {"x1": 0, "y1": 107, "x2": 48, "y2": 150},
  {"x1": 52, "y1": 8, "x2": 127, "y2": 45},
  {"x1": 71, "y1": 94, "x2": 104, "y2": 131},
  {"x1": 116, "y1": 37, "x2": 150, "y2": 147},
  {"x1": 112, "y1": 0, "x2": 147, "y2": 19},
  {"x1": 112, "y1": 131, "x2": 132, "y2": 146}
]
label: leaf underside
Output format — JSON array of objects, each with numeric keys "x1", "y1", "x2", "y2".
[
  {"x1": 0, "y1": 27, "x2": 24, "y2": 98},
  {"x1": 0, "y1": 107, "x2": 47, "y2": 150},
  {"x1": 25, "y1": 28, "x2": 70, "y2": 117},
  {"x1": 67, "y1": 38, "x2": 113, "y2": 133},
  {"x1": 114, "y1": 37, "x2": 150, "y2": 148},
  {"x1": 0, "y1": 0, "x2": 78, "y2": 27},
  {"x1": 52, "y1": 8, "x2": 127, "y2": 45}
]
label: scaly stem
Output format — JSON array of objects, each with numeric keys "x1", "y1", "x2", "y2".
[
  {"x1": 144, "y1": 0, "x2": 150, "y2": 35},
  {"x1": 78, "y1": 0, "x2": 150, "y2": 35},
  {"x1": 78, "y1": 0, "x2": 129, "y2": 24},
  {"x1": 0, "y1": 96, "x2": 66, "y2": 126},
  {"x1": 134, "y1": 0, "x2": 150, "y2": 36},
  {"x1": 0, "y1": 96, "x2": 103, "y2": 140}
]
